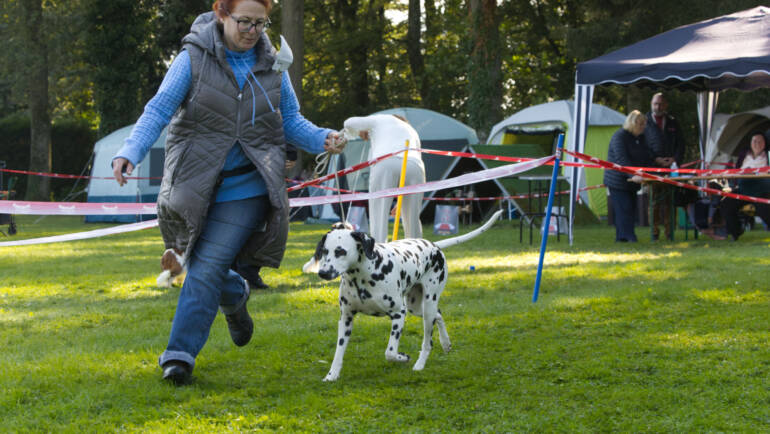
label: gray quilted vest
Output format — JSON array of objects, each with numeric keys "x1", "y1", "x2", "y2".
[{"x1": 157, "y1": 12, "x2": 289, "y2": 268}]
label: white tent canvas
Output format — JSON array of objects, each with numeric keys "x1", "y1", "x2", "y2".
[
  {"x1": 486, "y1": 100, "x2": 625, "y2": 217},
  {"x1": 706, "y1": 106, "x2": 770, "y2": 166},
  {"x1": 85, "y1": 124, "x2": 167, "y2": 223}
]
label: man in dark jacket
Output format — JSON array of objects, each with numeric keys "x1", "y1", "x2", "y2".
[{"x1": 644, "y1": 93, "x2": 686, "y2": 240}]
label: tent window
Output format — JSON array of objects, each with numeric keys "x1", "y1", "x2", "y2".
[{"x1": 150, "y1": 148, "x2": 164, "y2": 186}]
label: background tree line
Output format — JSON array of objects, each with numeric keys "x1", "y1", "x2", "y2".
[{"x1": 0, "y1": 0, "x2": 767, "y2": 200}]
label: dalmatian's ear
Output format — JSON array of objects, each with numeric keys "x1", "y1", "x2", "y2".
[
  {"x1": 302, "y1": 233, "x2": 327, "y2": 274},
  {"x1": 350, "y1": 231, "x2": 376, "y2": 260},
  {"x1": 302, "y1": 256, "x2": 319, "y2": 274}
]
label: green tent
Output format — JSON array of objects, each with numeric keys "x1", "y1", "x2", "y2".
[{"x1": 486, "y1": 100, "x2": 625, "y2": 218}]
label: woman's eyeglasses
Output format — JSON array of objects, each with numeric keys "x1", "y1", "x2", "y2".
[{"x1": 230, "y1": 15, "x2": 271, "y2": 33}]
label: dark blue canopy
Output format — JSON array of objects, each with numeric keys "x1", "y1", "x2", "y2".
[{"x1": 576, "y1": 6, "x2": 770, "y2": 91}]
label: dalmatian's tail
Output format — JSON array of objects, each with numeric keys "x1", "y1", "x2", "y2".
[{"x1": 434, "y1": 209, "x2": 503, "y2": 250}]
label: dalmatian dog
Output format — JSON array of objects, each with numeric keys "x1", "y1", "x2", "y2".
[{"x1": 304, "y1": 209, "x2": 503, "y2": 381}]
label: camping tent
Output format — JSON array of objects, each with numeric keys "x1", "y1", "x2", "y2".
[
  {"x1": 316, "y1": 107, "x2": 479, "y2": 220},
  {"x1": 706, "y1": 106, "x2": 770, "y2": 165},
  {"x1": 85, "y1": 124, "x2": 167, "y2": 223},
  {"x1": 485, "y1": 100, "x2": 625, "y2": 217},
  {"x1": 569, "y1": 6, "x2": 770, "y2": 243}
]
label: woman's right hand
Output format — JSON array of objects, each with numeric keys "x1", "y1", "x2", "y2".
[{"x1": 112, "y1": 157, "x2": 134, "y2": 186}]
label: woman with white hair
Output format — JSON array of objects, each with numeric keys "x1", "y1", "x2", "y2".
[{"x1": 603, "y1": 110, "x2": 655, "y2": 242}]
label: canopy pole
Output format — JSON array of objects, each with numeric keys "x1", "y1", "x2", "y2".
[{"x1": 568, "y1": 84, "x2": 594, "y2": 245}]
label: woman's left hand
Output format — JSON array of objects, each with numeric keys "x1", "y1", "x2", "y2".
[{"x1": 324, "y1": 132, "x2": 347, "y2": 154}]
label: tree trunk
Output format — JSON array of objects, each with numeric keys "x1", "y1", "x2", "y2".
[
  {"x1": 21, "y1": 0, "x2": 51, "y2": 200},
  {"x1": 339, "y1": 0, "x2": 369, "y2": 112},
  {"x1": 467, "y1": 0, "x2": 502, "y2": 141},
  {"x1": 281, "y1": 0, "x2": 305, "y2": 104},
  {"x1": 407, "y1": 0, "x2": 431, "y2": 108}
]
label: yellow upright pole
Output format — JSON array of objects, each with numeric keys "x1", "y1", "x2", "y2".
[{"x1": 391, "y1": 140, "x2": 409, "y2": 241}]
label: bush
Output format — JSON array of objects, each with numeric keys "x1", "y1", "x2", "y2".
[{"x1": 0, "y1": 112, "x2": 96, "y2": 200}]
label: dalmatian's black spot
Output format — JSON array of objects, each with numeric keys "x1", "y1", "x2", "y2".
[
  {"x1": 345, "y1": 330, "x2": 351, "y2": 336},
  {"x1": 381, "y1": 260, "x2": 394, "y2": 275},
  {"x1": 335, "y1": 246, "x2": 347, "y2": 258},
  {"x1": 338, "y1": 338, "x2": 345, "y2": 346},
  {"x1": 400, "y1": 270, "x2": 407, "y2": 280},
  {"x1": 438, "y1": 270, "x2": 445, "y2": 283},
  {"x1": 371, "y1": 272, "x2": 386, "y2": 281},
  {"x1": 390, "y1": 313, "x2": 401, "y2": 319},
  {"x1": 340, "y1": 296, "x2": 348, "y2": 305},
  {"x1": 433, "y1": 294, "x2": 437, "y2": 301},
  {"x1": 406, "y1": 275, "x2": 411, "y2": 286},
  {"x1": 392, "y1": 324, "x2": 399, "y2": 330},
  {"x1": 369, "y1": 280, "x2": 376, "y2": 286},
  {"x1": 374, "y1": 251, "x2": 384, "y2": 269}
]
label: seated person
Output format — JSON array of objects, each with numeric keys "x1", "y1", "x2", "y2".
[
  {"x1": 720, "y1": 131, "x2": 770, "y2": 240},
  {"x1": 689, "y1": 191, "x2": 726, "y2": 240}
]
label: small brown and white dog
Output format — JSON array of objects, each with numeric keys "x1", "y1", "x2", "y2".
[{"x1": 157, "y1": 248, "x2": 186, "y2": 287}]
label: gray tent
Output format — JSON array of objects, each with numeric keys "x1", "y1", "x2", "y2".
[{"x1": 706, "y1": 106, "x2": 770, "y2": 166}]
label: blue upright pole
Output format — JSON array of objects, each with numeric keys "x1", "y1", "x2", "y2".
[{"x1": 532, "y1": 133, "x2": 565, "y2": 303}]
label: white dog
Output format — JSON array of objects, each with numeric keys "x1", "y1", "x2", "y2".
[
  {"x1": 156, "y1": 248, "x2": 185, "y2": 287},
  {"x1": 304, "y1": 210, "x2": 503, "y2": 381},
  {"x1": 343, "y1": 114, "x2": 426, "y2": 243}
]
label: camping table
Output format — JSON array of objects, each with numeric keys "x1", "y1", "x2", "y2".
[
  {"x1": 517, "y1": 175, "x2": 567, "y2": 245},
  {"x1": 641, "y1": 173, "x2": 770, "y2": 241}
]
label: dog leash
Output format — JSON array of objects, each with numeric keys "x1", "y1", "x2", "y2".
[{"x1": 313, "y1": 132, "x2": 347, "y2": 222}]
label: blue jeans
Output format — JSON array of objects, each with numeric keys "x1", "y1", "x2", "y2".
[
  {"x1": 609, "y1": 188, "x2": 638, "y2": 242},
  {"x1": 158, "y1": 196, "x2": 269, "y2": 369}
]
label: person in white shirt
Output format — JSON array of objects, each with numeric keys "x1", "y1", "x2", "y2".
[
  {"x1": 721, "y1": 131, "x2": 770, "y2": 240},
  {"x1": 343, "y1": 114, "x2": 426, "y2": 243}
]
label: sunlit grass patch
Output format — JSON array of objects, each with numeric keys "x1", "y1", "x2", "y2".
[{"x1": 2, "y1": 218, "x2": 770, "y2": 430}]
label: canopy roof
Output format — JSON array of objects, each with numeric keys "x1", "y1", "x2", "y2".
[{"x1": 576, "y1": 6, "x2": 770, "y2": 91}]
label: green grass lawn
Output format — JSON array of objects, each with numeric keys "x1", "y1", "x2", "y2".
[{"x1": 1, "y1": 215, "x2": 770, "y2": 432}]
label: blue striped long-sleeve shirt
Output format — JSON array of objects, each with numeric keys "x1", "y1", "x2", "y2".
[{"x1": 114, "y1": 48, "x2": 332, "y2": 202}]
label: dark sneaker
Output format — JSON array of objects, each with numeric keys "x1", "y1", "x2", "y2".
[
  {"x1": 162, "y1": 361, "x2": 192, "y2": 386},
  {"x1": 225, "y1": 281, "x2": 253, "y2": 346}
]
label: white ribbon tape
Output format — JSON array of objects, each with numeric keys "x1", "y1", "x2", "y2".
[{"x1": 0, "y1": 219, "x2": 159, "y2": 247}]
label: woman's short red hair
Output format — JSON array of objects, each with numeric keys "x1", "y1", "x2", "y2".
[{"x1": 213, "y1": 0, "x2": 272, "y2": 19}]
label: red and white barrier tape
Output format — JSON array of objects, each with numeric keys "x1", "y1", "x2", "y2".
[
  {"x1": 288, "y1": 155, "x2": 555, "y2": 207},
  {"x1": 0, "y1": 167, "x2": 159, "y2": 180},
  {"x1": 0, "y1": 201, "x2": 159, "y2": 215},
  {"x1": 0, "y1": 156, "x2": 554, "y2": 216},
  {"x1": 0, "y1": 219, "x2": 159, "y2": 247},
  {"x1": 566, "y1": 150, "x2": 770, "y2": 205}
]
